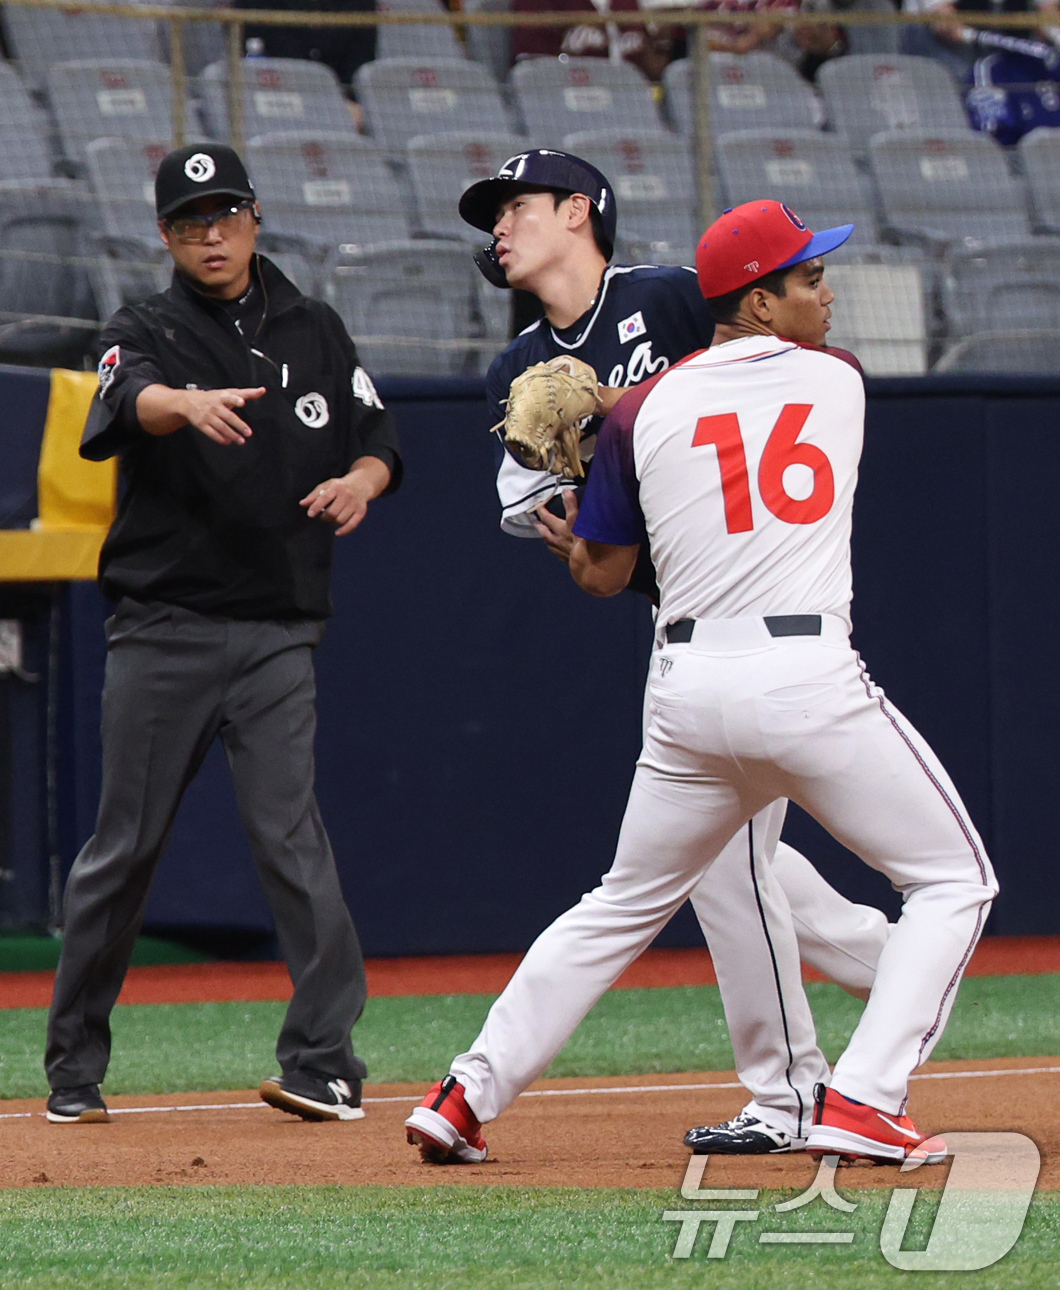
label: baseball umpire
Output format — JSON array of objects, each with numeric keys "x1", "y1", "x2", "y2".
[
  {"x1": 458, "y1": 150, "x2": 894, "y2": 1154},
  {"x1": 44, "y1": 144, "x2": 400, "y2": 1125}
]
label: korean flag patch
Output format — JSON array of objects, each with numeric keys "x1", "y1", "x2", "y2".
[{"x1": 618, "y1": 311, "x2": 647, "y2": 345}]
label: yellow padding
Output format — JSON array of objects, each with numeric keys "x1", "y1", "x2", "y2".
[
  {"x1": 0, "y1": 528, "x2": 105, "y2": 582},
  {"x1": 0, "y1": 368, "x2": 116, "y2": 582},
  {"x1": 37, "y1": 369, "x2": 116, "y2": 529}
]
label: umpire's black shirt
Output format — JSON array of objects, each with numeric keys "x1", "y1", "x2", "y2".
[{"x1": 82, "y1": 255, "x2": 401, "y2": 620}]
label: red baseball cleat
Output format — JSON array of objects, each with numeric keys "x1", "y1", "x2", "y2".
[
  {"x1": 405, "y1": 1075, "x2": 489, "y2": 1164},
  {"x1": 806, "y1": 1083, "x2": 947, "y2": 1165}
]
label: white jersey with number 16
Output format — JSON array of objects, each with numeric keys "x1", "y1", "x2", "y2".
[{"x1": 574, "y1": 334, "x2": 865, "y2": 629}]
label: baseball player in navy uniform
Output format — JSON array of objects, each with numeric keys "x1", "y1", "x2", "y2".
[
  {"x1": 455, "y1": 150, "x2": 893, "y2": 1155},
  {"x1": 406, "y1": 199, "x2": 997, "y2": 1168}
]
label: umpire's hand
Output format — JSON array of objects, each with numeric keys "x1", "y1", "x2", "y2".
[
  {"x1": 301, "y1": 456, "x2": 392, "y2": 536},
  {"x1": 136, "y1": 383, "x2": 266, "y2": 445}
]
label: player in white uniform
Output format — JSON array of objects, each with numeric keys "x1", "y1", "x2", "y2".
[
  {"x1": 461, "y1": 150, "x2": 891, "y2": 1153},
  {"x1": 407, "y1": 200, "x2": 998, "y2": 1167}
]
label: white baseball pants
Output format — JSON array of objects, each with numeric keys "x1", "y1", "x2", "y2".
[
  {"x1": 451, "y1": 615, "x2": 997, "y2": 1122},
  {"x1": 685, "y1": 817, "x2": 892, "y2": 1138}
]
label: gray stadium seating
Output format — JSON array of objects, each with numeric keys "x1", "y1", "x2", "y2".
[
  {"x1": 823, "y1": 261, "x2": 928, "y2": 375},
  {"x1": 355, "y1": 57, "x2": 510, "y2": 153},
  {"x1": 329, "y1": 240, "x2": 485, "y2": 376},
  {"x1": 510, "y1": 56, "x2": 662, "y2": 144},
  {"x1": 869, "y1": 129, "x2": 1033, "y2": 248},
  {"x1": 941, "y1": 240, "x2": 1060, "y2": 338},
  {"x1": 563, "y1": 129, "x2": 699, "y2": 265},
  {"x1": 246, "y1": 132, "x2": 410, "y2": 255},
  {"x1": 818, "y1": 54, "x2": 969, "y2": 154},
  {"x1": 0, "y1": 179, "x2": 99, "y2": 365},
  {"x1": 406, "y1": 131, "x2": 528, "y2": 239},
  {"x1": 0, "y1": 61, "x2": 55, "y2": 181},
  {"x1": 664, "y1": 54, "x2": 822, "y2": 138},
  {"x1": 201, "y1": 58, "x2": 358, "y2": 143},
  {"x1": 47, "y1": 60, "x2": 191, "y2": 166},
  {"x1": 376, "y1": 0, "x2": 465, "y2": 61},
  {"x1": 1, "y1": 0, "x2": 164, "y2": 89},
  {"x1": 717, "y1": 129, "x2": 879, "y2": 243},
  {"x1": 934, "y1": 330, "x2": 1060, "y2": 373},
  {"x1": 463, "y1": 0, "x2": 511, "y2": 82},
  {"x1": 1020, "y1": 128, "x2": 1060, "y2": 235}
]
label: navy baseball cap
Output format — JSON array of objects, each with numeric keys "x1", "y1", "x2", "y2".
[
  {"x1": 156, "y1": 144, "x2": 256, "y2": 220},
  {"x1": 459, "y1": 149, "x2": 617, "y2": 258},
  {"x1": 696, "y1": 200, "x2": 853, "y2": 298}
]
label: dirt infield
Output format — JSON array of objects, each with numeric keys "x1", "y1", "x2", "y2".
[
  {"x1": 3, "y1": 936, "x2": 1059, "y2": 1009},
  {"x1": 1, "y1": 1057, "x2": 1056, "y2": 1192}
]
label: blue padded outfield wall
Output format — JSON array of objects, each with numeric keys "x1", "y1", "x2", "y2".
[{"x1": 3, "y1": 370, "x2": 1060, "y2": 952}]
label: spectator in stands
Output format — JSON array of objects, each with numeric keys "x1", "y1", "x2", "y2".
[
  {"x1": 237, "y1": 0, "x2": 377, "y2": 88},
  {"x1": 901, "y1": 0, "x2": 1060, "y2": 81},
  {"x1": 510, "y1": 0, "x2": 675, "y2": 80}
]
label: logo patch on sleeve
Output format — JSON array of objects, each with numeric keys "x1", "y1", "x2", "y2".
[
  {"x1": 294, "y1": 392, "x2": 330, "y2": 428},
  {"x1": 352, "y1": 366, "x2": 384, "y2": 409},
  {"x1": 617, "y1": 311, "x2": 647, "y2": 345},
  {"x1": 97, "y1": 344, "x2": 120, "y2": 395}
]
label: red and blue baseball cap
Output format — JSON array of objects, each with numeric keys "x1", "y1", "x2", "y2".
[{"x1": 695, "y1": 200, "x2": 853, "y2": 299}]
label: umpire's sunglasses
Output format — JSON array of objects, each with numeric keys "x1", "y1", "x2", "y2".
[{"x1": 164, "y1": 199, "x2": 257, "y2": 243}]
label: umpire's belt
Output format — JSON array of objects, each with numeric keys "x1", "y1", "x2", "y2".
[{"x1": 665, "y1": 615, "x2": 824, "y2": 645}]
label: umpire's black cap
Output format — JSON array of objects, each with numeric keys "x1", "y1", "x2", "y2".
[
  {"x1": 155, "y1": 144, "x2": 256, "y2": 220},
  {"x1": 459, "y1": 149, "x2": 616, "y2": 259}
]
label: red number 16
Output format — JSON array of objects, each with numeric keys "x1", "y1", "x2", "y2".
[{"x1": 692, "y1": 404, "x2": 835, "y2": 534}]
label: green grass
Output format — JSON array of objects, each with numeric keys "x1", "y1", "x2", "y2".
[
  {"x1": 2, "y1": 974, "x2": 1059, "y2": 1100},
  {"x1": 0, "y1": 935, "x2": 208, "y2": 974},
  {"x1": 0, "y1": 1185, "x2": 1056, "y2": 1289}
]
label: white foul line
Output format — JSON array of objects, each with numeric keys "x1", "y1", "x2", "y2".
[{"x1": 3, "y1": 1066, "x2": 1059, "y2": 1121}]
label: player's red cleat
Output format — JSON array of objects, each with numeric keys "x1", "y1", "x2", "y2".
[
  {"x1": 405, "y1": 1075, "x2": 489, "y2": 1164},
  {"x1": 805, "y1": 1083, "x2": 947, "y2": 1165}
]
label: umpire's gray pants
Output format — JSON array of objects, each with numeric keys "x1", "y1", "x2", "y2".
[{"x1": 45, "y1": 598, "x2": 367, "y2": 1090}]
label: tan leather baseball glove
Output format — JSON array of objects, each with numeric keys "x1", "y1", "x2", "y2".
[{"x1": 492, "y1": 355, "x2": 601, "y2": 478}]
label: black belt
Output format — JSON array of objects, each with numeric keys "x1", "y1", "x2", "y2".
[{"x1": 665, "y1": 615, "x2": 822, "y2": 644}]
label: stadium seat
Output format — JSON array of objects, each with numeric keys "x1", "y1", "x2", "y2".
[
  {"x1": 47, "y1": 60, "x2": 195, "y2": 166},
  {"x1": 869, "y1": 129, "x2": 1033, "y2": 248},
  {"x1": 941, "y1": 239, "x2": 1060, "y2": 338},
  {"x1": 818, "y1": 54, "x2": 969, "y2": 154},
  {"x1": 376, "y1": 0, "x2": 465, "y2": 61},
  {"x1": 664, "y1": 54, "x2": 823, "y2": 138},
  {"x1": 329, "y1": 240, "x2": 484, "y2": 376},
  {"x1": 406, "y1": 131, "x2": 528, "y2": 239},
  {"x1": 355, "y1": 57, "x2": 511, "y2": 153},
  {"x1": 510, "y1": 57, "x2": 662, "y2": 145},
  {"x1": 717, "y1": 129, "x2": 879, "y2": 243},
  {"x1": 563, "y1": 129, "x2": 699, "y2": 265},
  {"x1": 1020, "y1": 127, "x2": 1060, "y2": 235},
  {"x1": 823, "y1": 262, "x2": 928, "y2": 375},
  {"x1": 934, "y1": 329, "x2": 1060, "y2": 372},
  {"x1": 1, "y1": 0, "x2": 164, "y2": 89},
  {"x1": 0, "y1": 61, "x2": 55, "y2": 181},
  {"x1": 246, "y1": 132, "x2": 411, "y2": 256},
  {"x1": 463, "y1": 0, "x2": 511, "y2": 83},
  {"x1": 83, "y1": 137, "x2": 178, "y2": 314},
  {"x1": 201, "y1": 58, "x2": 357, "y2": 142},
  {"x1": 0, "y1": 179, "x2": 99, "y2": 366}
]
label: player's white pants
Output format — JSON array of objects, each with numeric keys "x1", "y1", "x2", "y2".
[
  {"x1": 685, "y1": 824, "x2": 892, "y2": 1138},
  {"x1": 451, "y1": 615, "x2": 997, "y2": 1123}
]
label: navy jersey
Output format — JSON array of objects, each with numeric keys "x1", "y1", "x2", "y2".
[{"x1": 488, "y1": 263, "x2": 715, "y2": 535}]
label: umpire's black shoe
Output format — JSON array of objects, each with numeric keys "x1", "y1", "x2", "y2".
[
  {"x1": 46, "y1": 1083, "x2": 110, "y2": 1124},
  {"x1": 683, "y1": 1111, "x2": 804, "y2": 1154},
  {"x1": 259, "y1": 1069, "x2": 365, "y2": 1122}
]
